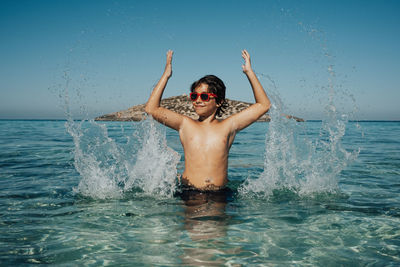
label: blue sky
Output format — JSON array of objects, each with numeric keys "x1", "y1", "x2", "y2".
[{"x1": 1, "y1": 0, "x2": 399, "y2": 120}]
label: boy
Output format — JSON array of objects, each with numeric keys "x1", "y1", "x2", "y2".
[{"x1": 145, "y1": 50, "x2": 270, "y2": 191}]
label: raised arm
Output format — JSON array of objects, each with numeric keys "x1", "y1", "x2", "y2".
[
  {"x1": 145, "y1": 50, "x2": 185, "y2": 131},
  {"x1": 226, "y1": 50, "x2": 271, "y2": 132}
]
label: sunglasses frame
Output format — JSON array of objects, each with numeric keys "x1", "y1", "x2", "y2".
[{"x1": 189, "y1": 92, "x2": 218, "y2": 102}]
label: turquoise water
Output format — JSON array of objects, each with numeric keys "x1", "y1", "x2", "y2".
[{"x1": 1, "y1": 119, "x2": 399, "y2": 265}]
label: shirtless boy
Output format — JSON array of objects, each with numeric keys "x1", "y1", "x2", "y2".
[{"x1": 145, "y1": 50, "x2": 270, "y2": 191}]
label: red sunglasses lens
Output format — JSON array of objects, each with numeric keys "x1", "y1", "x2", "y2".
[
  {"x1": 190, "y1": 93, "x2": 198, "y2": 101},
  {"x1": 200, "y1": 93, "x2": 209, "y2": 101}
]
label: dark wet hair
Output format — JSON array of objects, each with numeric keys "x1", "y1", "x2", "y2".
[{"x1": 190, "y1": 75, "x2": 228, "y2": 117}]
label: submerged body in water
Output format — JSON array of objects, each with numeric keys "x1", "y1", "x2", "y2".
[{"x1": 145, "y1": 50, "x2": 271, "y2": 190}]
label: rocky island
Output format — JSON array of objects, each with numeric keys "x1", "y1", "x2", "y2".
[{"x1": 95, "y1": 95, "x2": 304, "y2": 122}]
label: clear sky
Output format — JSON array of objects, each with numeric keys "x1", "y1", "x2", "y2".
[{"x1": 1, "y1": 0, "x2": 399, "y2": 120}]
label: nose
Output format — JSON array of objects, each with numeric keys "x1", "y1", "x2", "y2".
[{"x1": 194, "y1": 96, "x2": 202, "y2": 104}]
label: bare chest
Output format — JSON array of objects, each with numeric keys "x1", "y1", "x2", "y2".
[{"x1": 179, "y1": 124, "x2": 230, "y2": 152}]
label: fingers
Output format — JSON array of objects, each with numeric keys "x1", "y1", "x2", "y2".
[
  {"x1": 241, "y1": 50, "x2": 251, "y2": 65},
  {"x1": 167, "y1": 50, "x2": 173, "y2": 58},
  {"x1": 166, "y1": 50, "x2": 173, "y2": 63},
  {"x1": 241, "y1": 49, "x2": 252, "y2": 73},
  {"x1": 242, "y1": 49, "x2": 251, "y2": 65}
]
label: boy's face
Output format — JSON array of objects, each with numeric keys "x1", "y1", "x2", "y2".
[{"x1": 192, "y1": 83, "x2": 219, "y2": 118}]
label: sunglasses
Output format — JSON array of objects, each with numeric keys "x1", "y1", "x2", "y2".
[{"x1": 189, "y1": 92, "x2": 217, "y2": 102}]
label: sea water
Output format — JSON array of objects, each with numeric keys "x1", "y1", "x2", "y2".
[{"x1": 1, "y1": 118, "x2": 399, "y2": 265}]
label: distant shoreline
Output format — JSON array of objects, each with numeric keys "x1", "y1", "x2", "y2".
[{"x1": 94, "y1": 95, "x2": 306, "y2": 122}]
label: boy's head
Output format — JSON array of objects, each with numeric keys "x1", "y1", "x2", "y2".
[{"x1": 190, "y1": 75, "x2": 228, "y2": 117}]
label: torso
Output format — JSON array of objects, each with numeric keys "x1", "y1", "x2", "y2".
[{"x1": 179, "y1": 117, "x2": 236, "y2": 190}]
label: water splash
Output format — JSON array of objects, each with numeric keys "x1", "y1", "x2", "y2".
[
  {"x1": 237, "y1": 20, "x2": 362, "y2": 198},
  {"x1": 58, "y1": 61, "x2": 180, "y2": 200},
  {"x1": 65, "y1": 117, "x2": 180, "y2": 199},
  {"x1": 66, "y1": 119, "x2": 124, "y2": 199},
  {"x1": 124, "y1": 117, "x2": 180, "y2": 197},
  {"x1": 239, "y1": 71, "x2": 359, "y2": 198}
]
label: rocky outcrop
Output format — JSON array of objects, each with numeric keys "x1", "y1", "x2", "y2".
[{"x1": 95, "y1": 94, "x2": 304, "y2": 122}]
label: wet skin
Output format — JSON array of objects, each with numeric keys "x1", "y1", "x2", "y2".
[
  {"x1": 179, "y1": 83, "x2": 235, "y2": 189},
  {"x1": 145, "y1": 50, "x2": 270, "y2": 190}
]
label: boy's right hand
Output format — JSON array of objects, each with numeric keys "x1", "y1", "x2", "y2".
[{"x1": 164, "y1": 50, "x2": 173, "y2": 78}]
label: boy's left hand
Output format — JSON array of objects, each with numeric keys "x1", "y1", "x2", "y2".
[{"x1": 241, "y1": 49, "x2": 253, "y2": 74}]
